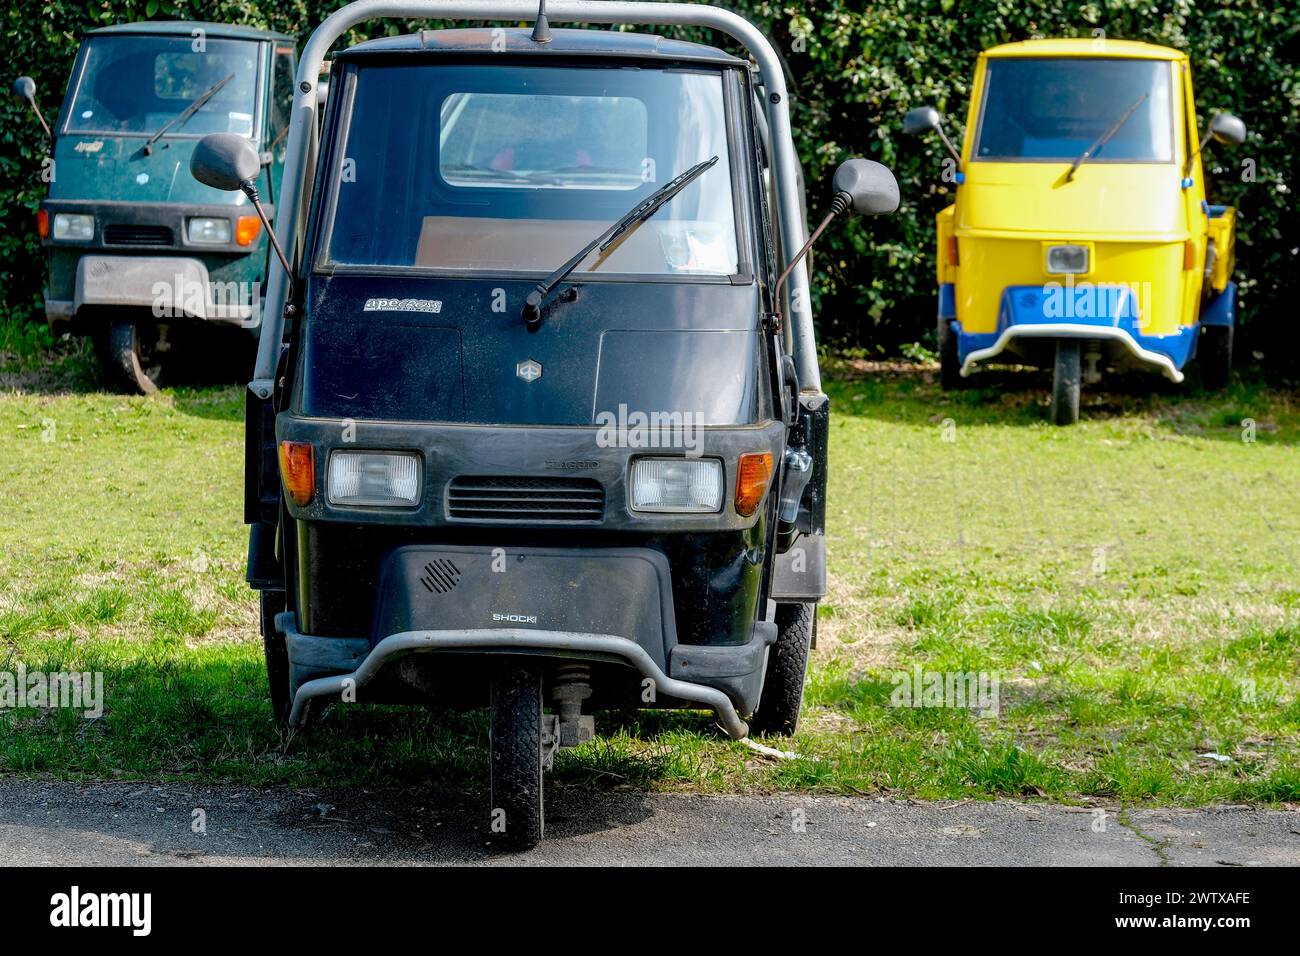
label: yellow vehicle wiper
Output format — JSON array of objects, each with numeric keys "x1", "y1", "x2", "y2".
[
  {"x1": 1063, "y1": 93, "x2": 1148, "y2": 183},
  {"x1": 142, "y1": 74, "x2": 235, "y2": 156},
  {"x1": 521, "y1": 155, "x2": 719, "y2": 328}
]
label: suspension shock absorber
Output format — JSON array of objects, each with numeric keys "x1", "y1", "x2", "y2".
[{"x1": 551, "y1": 662, "x2": 594, "y2": 748}]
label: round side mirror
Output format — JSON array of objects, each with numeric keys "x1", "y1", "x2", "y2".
[
  {"x1": 1208, "y1": 112, "x2": 1246, "y2": 147},
  {"x1": 11, "y1": 76, "x2": 36, "y2": 104},
  {"x1": 190, "y1": 132, "x2": 261, "y2": 192},
  {"x1": 902, "y1": 106, "x2": 941, "y2": 136},
  {"x1": 832, "y1": 158, "x2": 900, "y2": 217}
]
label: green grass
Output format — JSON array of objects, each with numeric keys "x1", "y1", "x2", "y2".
[{"x1": 1, "y1": 351, "x2": 1297, "y2": 804}]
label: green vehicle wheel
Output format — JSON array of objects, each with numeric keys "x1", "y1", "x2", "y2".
[{"x1": 99, "y1": 319, "x2": 165, "y2": 394}]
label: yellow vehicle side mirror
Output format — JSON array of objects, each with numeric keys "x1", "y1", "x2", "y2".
[{"x1": 1207, "y1": 112, "x2": 1247, "y2": 147}]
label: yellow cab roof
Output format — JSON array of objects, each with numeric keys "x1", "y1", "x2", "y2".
[{"x1": 982, "y1": 38, "x2": 1186, "y2": 61}]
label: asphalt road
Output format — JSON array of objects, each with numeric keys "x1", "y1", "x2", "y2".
[{"x1": 1, "y1": 778, "x2": 1296, "y2": 865}]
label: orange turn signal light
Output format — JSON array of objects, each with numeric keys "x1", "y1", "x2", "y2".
[
  {"x1": 236, "y1": 214, "x2": 262, "y2": 247},
  {"x1": 278, "y1": 441, "x2": 315, "y2": 506},
  {"x1": 946, "y1": 235, "x2": 960, "y2": 267},
  {"x1": 1183, "y1": 240, "x2": 1197, "y2": 270},
  {"x1": 735, "y1": 452, "x2": 774, "y2": 517},
  {"x1": 37, "y1": 209, "x2": 49, "y2": 239}
]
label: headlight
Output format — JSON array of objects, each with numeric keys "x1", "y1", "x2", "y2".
[
  {"x1": 327, "y1": 451, "x2": 422, "y2": 507},
  {"x1": 51, "y1": 213, "x2": 94, "y2": 241},
  {"x1": 629, "y1": 457, "x2": 723, "y2": 513},
  {"x1": 187, "y1": 217, "x2": 232, "y2": 244},
  {"x1": 1046, "y1": 244, "x2": 1089, "y2": 275}
]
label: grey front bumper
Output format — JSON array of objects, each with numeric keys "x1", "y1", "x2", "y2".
[{"x1": 277, "y1": 613, "x2": 756, "y2": 740}]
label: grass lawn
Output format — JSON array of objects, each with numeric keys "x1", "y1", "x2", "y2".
[{"x1": 2, "y1": 346, "x2": 1297, "y2": 804}]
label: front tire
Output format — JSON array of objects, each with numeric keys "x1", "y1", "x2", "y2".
[
  {"x1": 99, "y1": 320, "x2": 165, "y2": 394},
  {"x1": 489, "y1": 661, "x2": 545, "y2": 851},
  {"x1": 1051, "y1": 339, "x2": 1081, "y2": 426},
  {"x1": 750, "y1": 602, "x2": 817, "y2": 737}
]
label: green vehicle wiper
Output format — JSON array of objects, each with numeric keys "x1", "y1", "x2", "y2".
[
  {"x1": 1063, "y1": 93, "x2": 1148, "y2": 183},
  {"x1": 143, "y1": 74, "x2": 235, "y2": 155},
  {"x1": 521, "y1": 155, "x2": 719, "y2": 328}
]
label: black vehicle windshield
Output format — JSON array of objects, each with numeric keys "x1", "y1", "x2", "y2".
[
  {"x1": 973, "y1": 57, "x2": 1174, "y2": 163},
  {"x1": 64, "y1": 35, "x2": 260, "y2": 138},
  {"x1": 322, "y1": 63, "x2": 741, "y2": 277}
]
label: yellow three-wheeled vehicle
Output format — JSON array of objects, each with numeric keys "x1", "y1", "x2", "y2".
[{"x1": 907, "y1": 39, "x2": 1246, "y2": 423}]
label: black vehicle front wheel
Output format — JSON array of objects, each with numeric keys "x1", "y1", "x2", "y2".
[
  {"x1": 1198, "y1": 324, "x2": 1233, "y2": 392},
  {"x1": 750, "y1": 602, "x2": 817, "y2": 737},
  {"x1": 1050, "y1": 339, "x2": 1081, "y2": 426},
  {"x1": 489, "y1": 661, "x2": 545, "y2": 851},
  {"x1": 99, "y1": 319, "x2": 165, "y2": 394}
]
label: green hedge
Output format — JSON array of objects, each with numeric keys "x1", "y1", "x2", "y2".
[{"x1": 3, "y1": 1, "x2": 1296, "y2": 372}]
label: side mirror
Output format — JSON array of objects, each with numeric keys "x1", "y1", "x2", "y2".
[
  {"x1": 903, "y1": 106, "x2": 941, "y2": 136},
  {"x1": 191, "y1": 132, "x2": 294, "y2": 279},
  {"x1": 772, "y1": 157, "x2": 901, "y2": 309},
  {"x1": 190, "y1": 132, "x2": 261, "y2": 191},
  {"x1": 832, "y1": 158, "x2": 900, "y2": 217},
  {"x1": 11, "y1": 75, "x2": 36, "y2": 104},
  {"x1": 12, "y1": 75, "x2": 51, "y2": 138},
  {"x1": 903, "y1": 105, "x2": 963, "y2": 169},
  {"x1": 1208, "y1": 112, "x2": 1246, "y2": 147}
]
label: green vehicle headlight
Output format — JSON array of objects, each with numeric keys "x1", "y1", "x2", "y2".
[
  {"x1": 51, "y1": 213, "x2": 94, "y2": 241},
  {"x1": 187, "y1": 217, "x2": 233, "y2": 245}
]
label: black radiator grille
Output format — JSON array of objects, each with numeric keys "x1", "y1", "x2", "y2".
[
  {"x1": 447, "y1": 476, "x2": 604, "y2": 522},
  {"x1": 104, "y1": 224, "x2": 174, "y2": 246}
]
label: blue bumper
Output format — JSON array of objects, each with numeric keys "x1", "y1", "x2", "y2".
[{"x1": 939, "y1": 282, "x2": 1236, "y2": 376}]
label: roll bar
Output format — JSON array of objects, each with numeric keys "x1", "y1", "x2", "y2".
[{"x1": 255, "y1": 0, "x2": 819, "y2": 391}]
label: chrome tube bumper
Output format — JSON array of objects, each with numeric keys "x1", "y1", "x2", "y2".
[
  {"x1": 277, "y1": 613, "x2": 750, "y2": 739},
  {"x1": 960, "y1": 323, "x2": 1186, "y2": 383}
]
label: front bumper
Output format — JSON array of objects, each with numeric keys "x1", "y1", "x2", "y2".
[
  {"x1": 45, "y1": 255, "x2": 258, "y2": 325},
  {"x1": 278, "y1": 616, "x2": 768, "y2": 740},
  {"x1": 947, "y1": 284, "x2": 1198, "y2": 381}
]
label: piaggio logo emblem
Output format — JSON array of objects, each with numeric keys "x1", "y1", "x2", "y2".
[{"x1": 516, "y1": 359, "x2": 542, "y2": 383}]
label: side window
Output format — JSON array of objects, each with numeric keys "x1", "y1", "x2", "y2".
[{"x1": 270, "y1": 46, "x2": 296, "y2": 148}]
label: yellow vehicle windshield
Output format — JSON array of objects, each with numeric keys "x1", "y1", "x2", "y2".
[{"x1": 973, "y1": 57, "x2": 1174, "y2": 163}]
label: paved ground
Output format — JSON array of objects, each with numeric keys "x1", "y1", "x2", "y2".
[{"x1": 1, "y1": 778, "x2": 1296, "y2": 865}]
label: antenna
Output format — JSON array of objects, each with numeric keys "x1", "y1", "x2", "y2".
[{"x1": 531, "y1": 0, "x2": 552, "y2": 43}]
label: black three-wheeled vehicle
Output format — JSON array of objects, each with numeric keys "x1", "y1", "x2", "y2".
[{"x1": 191, "y1": 0, "x2": 898, "y2": 849}]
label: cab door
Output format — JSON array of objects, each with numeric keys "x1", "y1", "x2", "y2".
[{"x1": 1179, "y1": 59, "x2": 1208, "y2": 322}]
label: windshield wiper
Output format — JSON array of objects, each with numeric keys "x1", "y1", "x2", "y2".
[
  {"x1": 521, "y1": 155, "x2": 719, "y2": 328},
  {"x1": 1063, "y1": 93, "x2": 1148, "y2": 182},
  {"x1": 142, "y1": 74, "x2": 235, "y2": 155}
]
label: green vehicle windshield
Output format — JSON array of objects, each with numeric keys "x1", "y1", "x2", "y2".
[{"x1": 64, "y1": 35, "x2": 260, "y2": 138}]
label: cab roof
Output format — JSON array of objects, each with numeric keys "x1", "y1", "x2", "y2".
[
  {"x1": 88, "y1": 20, "x2": 293, "y2": 42},
  {"x1": 983, "y1": 38, "x2": 1185, "y2": 60},
  {"x1": 338, "y1": 27, "x2": 745, "y2": 66}
]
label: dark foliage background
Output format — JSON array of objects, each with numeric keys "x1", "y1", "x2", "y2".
[{"x1": 3, "y1": 1, "x2": 1295, "y2": 373}]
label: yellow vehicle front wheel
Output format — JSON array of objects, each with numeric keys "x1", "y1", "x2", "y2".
[{"x1": 1051, "y1": 340, "x2": 1081, "y2": 426}]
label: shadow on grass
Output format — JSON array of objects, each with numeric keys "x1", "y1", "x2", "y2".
[{"x1": 825, "y1": 358, "x2": 1298, "y2": 444}]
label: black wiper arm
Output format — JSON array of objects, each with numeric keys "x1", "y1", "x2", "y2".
[
  {"x1": 521, "y1": 155, "x2": 719, "y2": 328},
  {"x1": 143, "y1": 74, "x2": 235, "y2": 154},
  {"x1": 1064, "y1": 93, "x2": 1148, "y2": 182}
]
